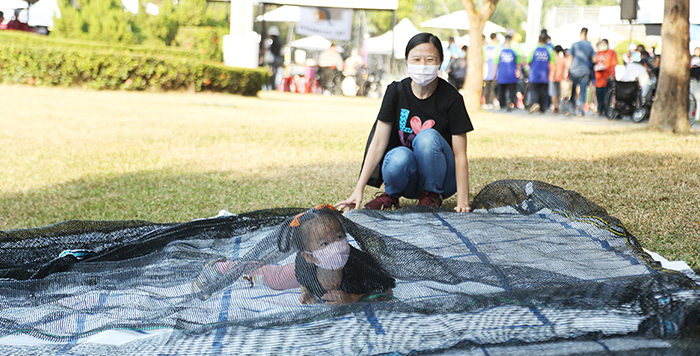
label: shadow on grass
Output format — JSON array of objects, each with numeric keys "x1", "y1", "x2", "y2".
[
  {"x1": 2, "y1": 152, "x2": 698, "y2": 268},
  {"x1": 0, "y1": 162, "x2": 360, "y2": 230}
]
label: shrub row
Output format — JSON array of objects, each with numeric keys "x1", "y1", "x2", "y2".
[
  {"x1": 0, "y1": 30, "x2": 202, "y2": 60},
  {"x1": 0, "y1": 34, "x2": 268, "y2": 96}
]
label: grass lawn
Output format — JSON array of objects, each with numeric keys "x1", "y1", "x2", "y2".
[{"x1": 1, "y1": 84, "x2": 698, "y2": 269}]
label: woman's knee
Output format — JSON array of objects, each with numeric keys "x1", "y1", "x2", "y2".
[
  {"x1": 383, "y1": 147, "x2": 415, "y2": 174},
  {"x1": 412, "y1": 129, "x2": 446, "y2": 158},
  {"x1": 412, "y1": 129, "x2": 441, "y2": 151}
]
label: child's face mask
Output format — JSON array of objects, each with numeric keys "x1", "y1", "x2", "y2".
[{"x1": 309, "y1": 238, "x2": 350, "y2": 270}]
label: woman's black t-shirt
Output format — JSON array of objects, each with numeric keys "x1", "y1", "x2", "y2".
[
  {"x1": 295, "y1": 245, "x2": 396, "y2": 302},
  {"x1": 376, "y1": 77, "x2": 474, "y2": 149}
]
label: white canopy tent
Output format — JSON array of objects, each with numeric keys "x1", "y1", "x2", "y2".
[
  {"x1": 634, "y1": 0, "x2": 700, "y2": 25},
  {"x1": 363, "y1": 18, "x2": 420, "y2": 59},
  {"x1": 257, "y1": 0, "x2": 398, "y2": 11},
  {"x1": 227, "y1": 0, "x2": 399, "y2": 68},
  {"x1": 288, "y1": 34, "x2": 341, "y2": 51},
  {"x1": 256, "y1": 5, "x2": 300, "y2": 22},
  {"x1": 549, "y1": 19, "x2": 625, "y2": 49},
  {"x1": 0, "y1": 0, "x2": 28, "y2": 10},
  {"x1": 420, "y1": 10, "x2": 506, "y2": 36}
]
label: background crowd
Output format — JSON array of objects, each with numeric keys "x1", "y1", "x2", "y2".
[{"x1": 455, "y1": 27, "x2": 700, "y2": 118}]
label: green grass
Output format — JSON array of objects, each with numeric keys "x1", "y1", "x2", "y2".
[{"x1": 1, "y1": 84, "x2": 699, "y2": 269}]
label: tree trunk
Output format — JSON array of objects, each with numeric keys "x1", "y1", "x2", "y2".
[
  {"x1": 648, "y1": 0, "x2": 691, "y2": 132},
  {"x1": 461, "y1": 0, "x2": 498, "y2": 113}
]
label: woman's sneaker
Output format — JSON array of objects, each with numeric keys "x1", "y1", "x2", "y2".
[
  {"x1": 417, "y1": 191, "x2": 443, "y2": 208},
  {"x1": 363, "y1": 192, "x2": 399, "y2": 210}
]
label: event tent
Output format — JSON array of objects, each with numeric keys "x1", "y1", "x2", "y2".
[
  {"x1": 288, "y1": 34, "x2": 339, "y2": 51},
  {"x1": 257, "y1": 0, "x2": 398, "y2": 10},
  {"x1": 635, "y1": 0, "x2": 700, "y2": 25},
  {"x1": 363, "y1": 18, "x2": 420, "y2": 59},
  {"x1": 549, "y1": 19, "x2": 624, "y2": 49},
  {"x1": 256, "y1": 5, "x2": 300, "y2": 22},
  {"x1": 420, "y1": 10, "x2": 506, "y2": 36}
]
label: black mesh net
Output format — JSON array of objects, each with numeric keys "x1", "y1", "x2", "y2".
[{"x1": 1, "y1": 180, "x2": 699, "y2": 355}]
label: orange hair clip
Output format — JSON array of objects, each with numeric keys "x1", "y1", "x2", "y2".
[
  {"x1": 314, "y1": 204, "x2": 335, "y2": 211},
  {"x1": 289, "y1": 205, "x2": 335, "y2": 227},
  {"x1": 289, "y1": 212, "x2": 304, "y2": 227}
]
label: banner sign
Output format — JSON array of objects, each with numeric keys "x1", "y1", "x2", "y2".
[{"x1": 296, "y1": 7, "x2": 353, "y2": 41}]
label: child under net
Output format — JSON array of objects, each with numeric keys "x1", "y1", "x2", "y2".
[{"x1": 191, "y1": 205, "x2": 395, "y2": 305}]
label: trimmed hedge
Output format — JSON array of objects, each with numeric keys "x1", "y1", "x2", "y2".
[
  {"x1": 0, "y1": 30, "x2": 201, "y2": 60},
  {"x1": 0, "y1": 31, "x2": 268, "y2": 96},
  {"x1": 175, "y1": 26, "x2": 228, "y2": 63}
]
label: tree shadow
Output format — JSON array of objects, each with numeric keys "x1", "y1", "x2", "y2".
[{"x1": 1, "y1": 152, "x2": 698, "y2": 268}]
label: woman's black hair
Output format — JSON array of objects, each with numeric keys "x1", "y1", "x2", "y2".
[{"x1": 405, "y1": 33, "x2": 444, "y2": 63}]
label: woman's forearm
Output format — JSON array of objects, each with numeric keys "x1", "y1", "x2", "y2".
[
  {"x1": 452, "y1": 134, "x2": 470, "y2": 209},
  {"x1": 354, "y1": 121, "x2": 392, "y2": 192}
]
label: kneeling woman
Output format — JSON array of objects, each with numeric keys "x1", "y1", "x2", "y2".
[{"x1": 336, "y1": 33, "x2": 473, "y2": 212}]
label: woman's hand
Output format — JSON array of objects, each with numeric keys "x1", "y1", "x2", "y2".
[
  {"x1": 321, "y1": 290, "x2": 362, "y2": 305},
  {"x1": 454, "y1": 205, "x2": 469, "y2": 213},
  {"x1": 335, "y1": 188, "x2": 364, "y2": 211}
]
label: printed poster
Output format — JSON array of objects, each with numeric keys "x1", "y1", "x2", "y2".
[{"x1": 296, "y1": 7, "x2": 353, "y2": 41}]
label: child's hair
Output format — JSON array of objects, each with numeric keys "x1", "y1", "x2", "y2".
[{"x1": 277, "y1": 204, "x2": 345, "y2": 253}]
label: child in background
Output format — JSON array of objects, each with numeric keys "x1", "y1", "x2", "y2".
[{"x1": 192, "y1": 205, "x2": 395, "y2": 305}]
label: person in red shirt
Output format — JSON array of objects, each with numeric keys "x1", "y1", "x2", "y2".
[
  {"x1": 549, "y1": 46, "x2": 568, "y2": 114},
  {"x1": 594, "y1": 39, "x2": 618, "y2": 117},
  {"x1": 6, "y1": 9, "x2": 29, "y2": 31}
]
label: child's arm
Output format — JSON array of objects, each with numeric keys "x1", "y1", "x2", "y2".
[{"x1": 299, "y1": 286, "x2": 318, "y2": 304}]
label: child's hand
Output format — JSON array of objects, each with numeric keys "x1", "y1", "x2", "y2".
[
  {"x1": 299, "y1": 288, "x2": 318, "y2": 305},
  {"x1": 321, "y1": 290, "x2": 362, "y2": 305}
]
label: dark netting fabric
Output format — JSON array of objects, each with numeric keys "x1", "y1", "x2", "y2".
[{"x1": 1, "y1": 180, "x2": 699, "y2": 355}]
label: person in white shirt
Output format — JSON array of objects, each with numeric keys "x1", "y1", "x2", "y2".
[{"x1": 620, "y1": 54, "x2": 652, "y2": 103}]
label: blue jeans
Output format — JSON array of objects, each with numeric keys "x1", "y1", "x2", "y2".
[
  {"x1": 382, "y1": 129, "x2": 456, "y2": 199},
  {"x1": 596, "y1": 86, "x2": 609, "y2": 115},
  {"x1": 569, "y1": 71, "x2": 590, "y2": 114}
]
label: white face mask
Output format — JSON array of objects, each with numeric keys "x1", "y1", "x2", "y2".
[
  {"x1": 308, "y1": 238, "x2": 350, "y2": 270},
  {"x1": 599, "y1": 45, "x2": 608, "y2": 51},
  {"x1": 407, "y1": 64, "x2": 440, "y2": 86}
]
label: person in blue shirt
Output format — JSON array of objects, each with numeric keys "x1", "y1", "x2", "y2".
[
  {"x1": 527, "y1": 34, "x2": 556, "y2": 114},
  {"x1": 566, "y1": 27, "x2": 598, "y2": 116},
  {"x1": 494, "y1": 33, "x2": 522, "y2": 111}
]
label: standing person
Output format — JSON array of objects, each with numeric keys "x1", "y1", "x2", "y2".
[
  {"x1": 566, "y1": 27, "x2": 598, "y2": 116},
  {"x1": 527, "y1": 34, "x2": 556, "y2": 114},
  {"x1": 549, "y1": 46, "x2": 568, "y2": 114},
  {"x1": 447, "y1": 46, "x2": 467, "y2": 90},
  {"x1": 494, "y1": 33, "x2": 522, "y2": 112},
  {"x1": 264, "y1": 26, "x2": 283, "y2": 90},
  {"x1": 335, "y1": 33, "x2": 474, "y2": 213},
  {"x1": 511, "y1": 32, "x2": 527, "y2": 108},
  {"x1": 442, "y1": 37, "x2": 459, "y2": 74},
  {"x1": 482, "y1": 33, "x2": 500, "y2": 109},
  {"x1": 593, "y1": 39, "x2": 618, "y2": 117}
]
